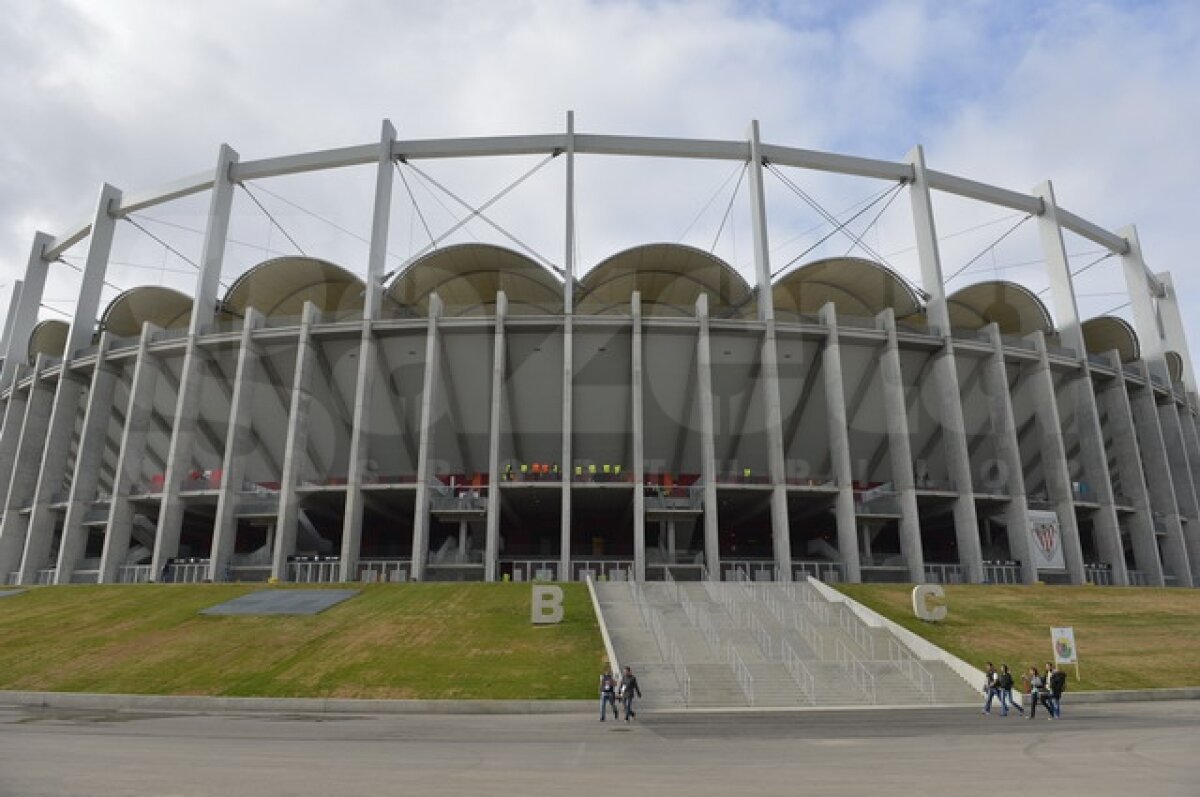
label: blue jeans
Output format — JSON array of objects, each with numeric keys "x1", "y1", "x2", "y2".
[
  {"x1": 983, "y1": 687, "x2": 1002, "y2": 713},
  {"x1": 1002, "y1": 688, "x2": 1023, "y2": 714},
  {"x1": 600, "y1": 693, "x2": 618, "y2": 719},
  {"x1": 622, "y1": 693, "x2": 636, "y2": 720}
]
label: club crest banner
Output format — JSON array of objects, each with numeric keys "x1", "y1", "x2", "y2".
[
  {"x1": 1051, "y1": 626, "x2": 1078, "y2": 665},
  {"x1": 1027, "y1": 510, "x2": 1066, "y2": 570}
]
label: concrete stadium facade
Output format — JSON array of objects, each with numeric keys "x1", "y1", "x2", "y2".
[{"x1": 1, "y1": 118, "x2": 1198, "y2": 589}]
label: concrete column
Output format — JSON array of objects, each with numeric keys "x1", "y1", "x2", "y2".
[
  {"x1": 1156, "y1": 397, "x2": 1200, "y2": 580},
  {"x1": 410, "y1": 296, "x2": 443, "y2": 582},
  {"x1": 907, "y1": 145, "x2": 981, "y2": 583},
  {"x1": 17, "y1": 184, "x2": 123, "y2": 585},
  {"x1": 1029, "y1": 333, "x2": 1086, "y2": 584},
  {"x1": 760, "y1": 323, "x2": 792, "y2": 581},
  {"x1": 209, "y1": 309, "x2": 264, "y2": 581},
  {"x1": 99, "y1": 325, "x2": 161, "y2": 583},
  {"x1": 54, "y1": 334, "x2": 120, "y2": 583},
  {"x1": 1, "y1": 233, "x2": 52, "y2": 387},
  {"x1": 695, "y1": 295, "x2": 720, "y2": 580},
  {"x1": 484, "y1": 293, "x2": 507, "y2": 582},
  {"x1": 982, "y1": 325, "x2": 1036, "y2": 584},
  {"x1": 818, "y1": 304, "x2": 861, "y2": 582},
  {"x1": 1127, "y1": 360, "x2": 1193, "y2": 585},
  {"x1": 340, "y1": 121, "x2": 397, "y2": 582},
  {"x1": 1098, "y1": 351, "x2": 1164, "y2": 585},
  {"x1": 1118, "y1": 226, "x2": 1168, "y2": 382},
  {"x1": 271, "y1": 303, "x2": 322, "y2": 581},
  {"x1": 0, "y1": 281, "x2": 20, "y2": 365},
  {"x1": 152, "y1": 148, "x2": 237, "y2": 577},
  {"x1": 1033, "y1": 181, "x2": 1127, "y2": 584},
  {"x1": 746, "y1": 119, "x2": 776, "y2": 322},
  {"x1": 631, "y1": 292, "x2": 646, "y2": 582},
  {"x1": 563, "y1": 110, "x2": 576, "y2": 315},
  {"x1": 560, "y1": 314, "x2": 573, "y2": 580},
  {"x1": 0, "y1": 365, "x2": 32, "y2": 510},
  {"x1": 877, "y1": 309, "x2": 925, "y2": 583},
  {"x1": 0, "y1": 358, "x2": 55, "y2": 581},
  {"x1": 1178, "y1": 406, "x2": 1200, "y2": 515},
  {"x1": 1156, "y1": 271, "x2": 1198, "y2": 398}
]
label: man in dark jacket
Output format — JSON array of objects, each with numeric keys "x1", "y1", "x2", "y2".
[
  {"x1": 619, "y1": 666, "x2": 642, "y2": 722},
  {"x1": 1046, "y1": 662, "x2": 1067, "y2": 718},
  {"x1": 998, "y1": 664, "x2": 1023, "y2": 716}
]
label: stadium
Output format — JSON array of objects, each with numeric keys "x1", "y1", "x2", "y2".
[{"x1": 0, "y1": 119, "x2": 1197, "y2": 590}]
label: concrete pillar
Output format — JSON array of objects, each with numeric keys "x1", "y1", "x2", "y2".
[
  {"x1": 17, "y1": 183, "x2": 123, "y2": 585},
  {"x1": 982, "y1": 325, "x2": 1036, "y2": 584},
  {"x1": 271, "y1": 303, "x2": 322, "y2": 581},
  {"x1": 1127, "y1": 360, "x2": 1193, "y2": 585},
  {"x1": 1098, "y1": 351, "x2": 1164, "y2": 585},
  {"x1": 0, "y1": 281, "x2": 20, "y2": 366},
  {"x1": 877, "y1": 309, "x2": 925, "y2": 583},
  {"x1": 0, "y1": 365, "x2": 32, "y2": 510},
  {"x1": 906, "y1": 145, "x2": 981, "y2": 584},
  {"x1": 340, "y1": 121, "x2": 397, "y2": 582},
  {"x1": 631, "y1": 292, "x2": 646, "y2": 582},
  {"x1": 1118, "y1": 226, "x2": 1168, "y2": 382},
  {"x1": 484, "y1": 293, "x2": 507, "y2": 582},
  {"x1": 1029, "y1": 332, "x2": 1086, "y2": 584},
  {"x1": 695, "y1": 295, "x2": 720, "y2": 580},
  {"x1": 410, "y1": 296, "x2": 443, "y2": 582},
  {"x1": 818, "y1": 303, "x2": 861, "y2": 582},
  {"x1": 0, "y1": 358, "x2": 55, "y2": 582},
  {"x1": 1156, "y1": 271, "x2": 1198, "y2": 399},
  {"x1": 151, "y1": 148, "x2": 237, "y2": 577},
  {"x1": 1156, "y1": 397, "x2": 1200, "y2": 580},
  {"x1": 1033, "y1": 181, "x2": 1127, "y2": 584},
  {"x1": 746, "y1": 120, "x2": 776, "y2": 323},
  {"x1": 99, "y1": 325, "x2": 161, "y2": 583},
  {"x1": 560, "y1": 314, "x2": 573, "y2": 580},
  {"x1": 759, "y1": 322, "x2": 792, "y2": 580},
  {"x1": 209, "y1": 309, "x2": 264, "y2": 582},
  {"x1": 54, "y1": 334, "x2": 120, "y2": 583},
  {"x1": 1, "y1": 233, "x2": 52, "y2": 387},
  {"x1": 1178, "y1": 406, "x2": 1200, "y2": 517},
  {"x1": 563, "y1": 111, "x2": 576, "y2": 315}
]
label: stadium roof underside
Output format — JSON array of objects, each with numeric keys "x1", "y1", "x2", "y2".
[
  {"x1": 222, "y1": 257, "x2": 365, "y2": 322},
  {"x1": 386, "y1": 243, "x2": 563, "y2": 318},
  {"x1": 576, "y1": 243, "x2": 753, "y2": 318},
  {"x1": 772, "y1": 257, "x2": 923, "y2": 323},
  {"x1": 945, "y1": 280, "x2": 1054, "y2": 337},
  {"x1": 100, "y1": 286, "x2": 193, "y2": 339},
  {"x1": 1081, "y1": 315, "x2": 1141, "y2": 363},
  {"x1": 27, "y1": 246, "x2": 1170, "y2": 374}
]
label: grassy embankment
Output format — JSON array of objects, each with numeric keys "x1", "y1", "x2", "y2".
[
  {"x1": 835, "y1": 583, "x2": 1200, "y2": 691},
  {"x1": 0, "y1": 583, "x2": 603, "y2": 699}
]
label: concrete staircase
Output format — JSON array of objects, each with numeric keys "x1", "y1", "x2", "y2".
[{"x1": 594, "y1": 576, "x2": 979, "y2": 710}]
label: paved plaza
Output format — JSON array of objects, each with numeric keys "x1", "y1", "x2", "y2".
[{"x1": 0, "y1": 700, "x2": 1197, "y2": 796}]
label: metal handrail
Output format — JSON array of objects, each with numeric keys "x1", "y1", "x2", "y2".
[
  {"x1": 885, "y1": 636, "x2": 936, "y2": 703},
  {"x1": 792, "y1": 605, "x2": 827, "y2": 660},
  {"x1": 663, "y1": 563, "x2": 680, "y2": 602},
  {"x1": 669, "y1": 638, "x2": 691, "y2": 707},
  {"x1": 728, "y1": 644, "x2": 755, "y2": 706},
  {"x1": 836, "y1": 604, "x2": 876, "y2": 659},
  {"x1": 780, "y1": 637, "x2": 816, "y2": 704},
  {"x1": 747, "y1": 610, "x2": 775, "y2": 660},
  {"x1": 835, "y1": 639, "x2": 877, "y2": 703}
]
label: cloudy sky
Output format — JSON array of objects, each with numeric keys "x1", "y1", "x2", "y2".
[{"x1": 2, "y1": 0, "x2": 1199, "y2": 360}]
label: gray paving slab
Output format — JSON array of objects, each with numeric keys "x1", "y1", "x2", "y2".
[{"x1": 200, "y1": 589, "x2": 359, "y2": 616}]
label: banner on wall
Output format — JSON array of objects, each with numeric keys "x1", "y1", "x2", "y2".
[{"x1": 1027, "y1": 510, "x2": 1066, "y2": 570}]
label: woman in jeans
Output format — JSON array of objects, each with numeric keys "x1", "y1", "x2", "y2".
[{"x1": 1026, "y1": 667, "x2": 1054, "y2": 719}]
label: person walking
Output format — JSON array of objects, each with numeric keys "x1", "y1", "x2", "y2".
[
  {"x1": 998, "y1": 664, "x2": 1024, "y2": 716},
  {"x1": 981, "y1": 662, "x2": 1001, "y2": 715},
  {"x1": 1046, "y1": 662, "x2": 1067, "y2": 718},
  {"x1": 1027, "y1": 667, "x2": 1054, "y2": 720},
  {"x1": 619, "y1": 666, "x2": 642, "y2": 722},
  {"x1": 599, "y1": 666, "x2": 619, "y2": 721}
]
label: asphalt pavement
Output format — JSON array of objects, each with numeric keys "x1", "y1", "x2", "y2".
[{"x1": 1, "y1": 700, "x2": 1197, "y2": 796}]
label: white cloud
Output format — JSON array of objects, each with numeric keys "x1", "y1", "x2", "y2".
[{"x1": 1, "y1": 0, "x2": 1199, "y2": 366}]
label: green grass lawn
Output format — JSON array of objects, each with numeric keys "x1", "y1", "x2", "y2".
[
  {"x1": 834, "y1": 583, "x2": 1200, "y2": 691},
  {"x1": 0, "y1": 583, "x2": 604, "y2": 699}
]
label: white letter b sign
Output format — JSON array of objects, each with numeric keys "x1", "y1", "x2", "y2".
[{"x1": 531, "y1": 585, "x2": 564, "y2": 624}]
